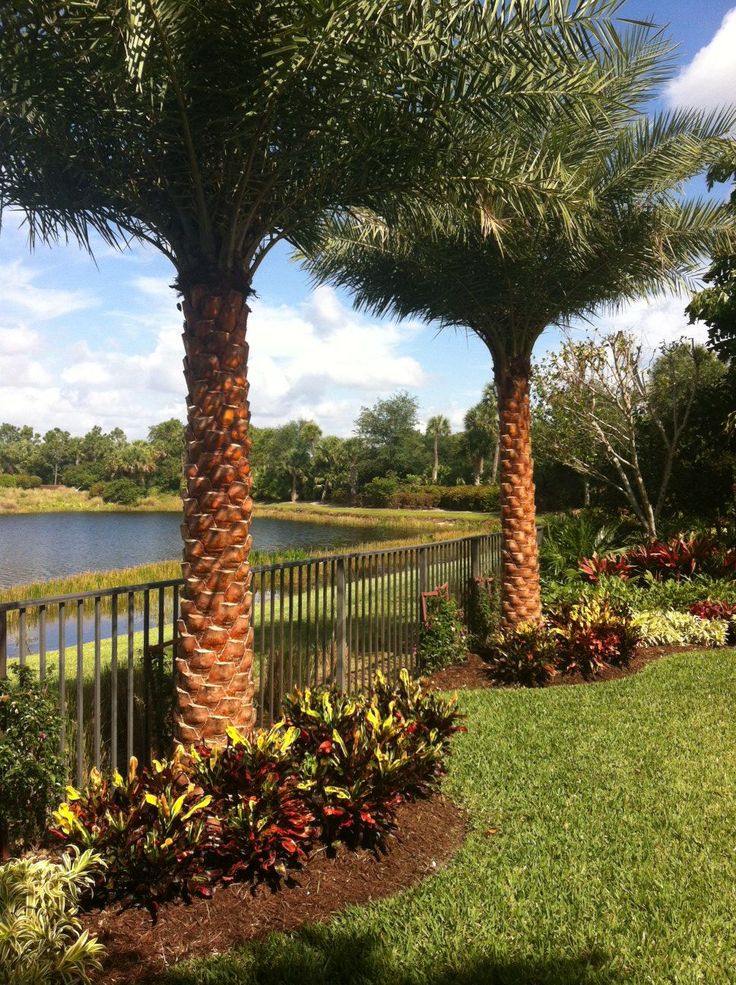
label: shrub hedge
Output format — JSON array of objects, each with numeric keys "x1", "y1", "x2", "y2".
[
  {"x1": 0, "y1": 473, "x2": 42, "y2": 489},
  {"x1": 50, "y1": 673, "x2": 463, "y2": 919},
  {"x1": 360, "y1": 478, "x2": 499, "y2": 512}
]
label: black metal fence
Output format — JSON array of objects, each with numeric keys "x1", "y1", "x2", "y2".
[{"x1": 0, "y1": 531, "x2": 502, "y2": 782}]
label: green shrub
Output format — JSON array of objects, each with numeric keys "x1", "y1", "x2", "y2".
[
  {"x1": 438, "y1": 484, "x2": 499, "y2": 512},
  {"x1": 100, "y1": 478, "x2": 141, "y2": 505},
  {"x1": 0, "y1": 473, "x2": 42, "y2": 489},
  {"x1": 416, "y1": 592, "x2": 467, "y2": 674},
  {"x1": 62, "y1": 464, "x2": 106, "y2": 490},
  {"x1": 0, "y1": 849, "x2": 105, "y2": 985},
  {"x1": 632, "y1": 610, "x2": 728, "y2": 648},
  {"x1": 389, "y1": 488, "x2": 442, "y2": 509},
  {"x1": 542, "y1": 573, "x2": 736, "y2": 613},
  {"x1": 539, "y1": 511, "x2": 627, "y2": 580},
  {"x1": 87, "y1": 481, "x2": 106, "y2": 499},
  {"x1": 361, "y1": 475, "x2": 400, "y2": 507},
  {"x1": 548, "y1": 597, "x2": 640, "y2": 678},
  {"x1": 190, "y1": 726, "x2": 314, "y2": 887},
  {"x1": 0, "y1": 666, "x2": 64, "y2": 857},
  {"x1": 484, "y1": 622, "x2": 558, "y2": 687},
  {"x1": 466, "y1": 576, "x2": 501, "y2": 652},
  {"x1": 50, "y1": 754, "x2": 213, "y2": 919},
  {"x1": 51, "y1": 674, "x2": 463, "y2": 916}
]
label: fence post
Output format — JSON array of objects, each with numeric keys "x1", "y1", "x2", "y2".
[
  {"x1": 336, "y1": 557, "x2": 347, "y2": 692},
  {"x1": 0, "y1": 610, "x2": 6, "y2": 680},
  {"x1": 418, "y1": 548, "x2": 427, "y2": 624},
  {"x1": 470, "y1": 536, "x2": 481, "y2": 580}
]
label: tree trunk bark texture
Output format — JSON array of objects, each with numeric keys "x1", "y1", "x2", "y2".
[
  {"x1": 495, "y1": 356, "x2": 542, "y2": 627},
  {"x1": 176, "y1": 286, "x2": 255, "y2": 746}
]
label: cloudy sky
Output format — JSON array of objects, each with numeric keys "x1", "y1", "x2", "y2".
[{"x1": 1, "y1": 0, "x2": 734, "y2": 439}]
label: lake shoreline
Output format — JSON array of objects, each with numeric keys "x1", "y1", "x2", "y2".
[
  {"x1": 0, "y1": 487, "x2": 494, "y2": 527},
  {"x1": 0, "y1": 526, "x2": 482, "y2": 603}
]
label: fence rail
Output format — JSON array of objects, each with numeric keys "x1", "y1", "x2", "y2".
[{"x1": 0, "y1": 531, "x2": 502, "y2": 783}]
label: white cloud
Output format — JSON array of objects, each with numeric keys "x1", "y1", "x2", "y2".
[
  {"x1": 666, "y1": 8, "x2": 736, "y2": 110},
  {"x1": 570, "y1": 293, "x2": 707, "y2": 353},
  {"x1": 0, "y1": 260, "x2": 96, "y2": 321},
  {"x1": 0, "y1": 282, "x2": 425, "y2": 438},
  {"x1": 0, "y1": 324, "x2": 40, "y2": 356}
]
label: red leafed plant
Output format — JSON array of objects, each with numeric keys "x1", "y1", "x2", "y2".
[
  {"x1": 49, "y1": 752, "x2": 212, "y2": 920},
  {"x1": 689, "y1": 599, "x2": 736, "y2": 620},
  {"x1": 548, "y1": 597, "x2": 640, "y2": 678},
  {"x1": 578, "y1": 553, "x2": 633, "y2": 583},
  {"x1": 580, "y1": 535, "x2": 736, "y2": 584},
  {"x1": 190, "y1": 726, "x2": 315, "y2": 888}
]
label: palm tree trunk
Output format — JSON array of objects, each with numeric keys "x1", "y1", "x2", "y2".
[
  {"x1": 291, "y1": 473, "x2": 298, "y2": 502},
  {"x1": 432, "y1": 435, "x2": 439, "y2": 483},
  {"x1": 176, "y1": 285, "x2": 255, "y2": 746},
  {"x1": 490, "y1": 440, "x2": 499, "y2": 484},
  {"x1": 473, "y1": 456, "x2": 484, "y2": 486},
  {"x1": 495, "y1": 354, "x2": 541, "y2": 627}
]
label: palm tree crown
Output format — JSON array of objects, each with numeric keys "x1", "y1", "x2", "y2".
[{"x1": 302, "y1": 36, "x2": 735, "y2": 626}]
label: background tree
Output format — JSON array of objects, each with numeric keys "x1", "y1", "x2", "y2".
[
  {"x1": 303, "y1": 42, "x2": 733, "y2": 624},
  {"x1": 313, "y1": 436, "x2": 346, "y2": 503},
  {"x1": 1, "y1": 1, "x2": 627, "y2": 740},
  {"x1": 463, "y1": 385, "x2": 498, "y2": 485},
  {"x1": 426, "y1": 416, "x2": 452, "y2": 483},
  {"x1": 39, "y1": 429, "x2": 76, "y2": 485},
  {"x1": 536, "y1": 333, "x2": 705, "y2": 537},
  {"x1": 148, "y1": 419, "x2": 185, "y2": 493},
  {"x1": 281, "y1": 420, "x2": 322, "y2": 503},
  {"x1": 687, "y1": 143, "x2": 736, "y2": 361},
  {"x1": 355, "y1": 392, "x2": 428, "y2": 483},
  {"x1": 0, "y1": 425, "x2": 40, "y2": 476}
]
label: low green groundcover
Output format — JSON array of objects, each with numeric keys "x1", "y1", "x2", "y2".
[{"x1": 161, "y1": 649, "x2": 736, "y2": 985}]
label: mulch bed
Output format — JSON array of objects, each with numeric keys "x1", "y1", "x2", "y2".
[
  {"x1": 425, "y1": 645, "x2": 710, "y2": 692},
  {"x1": 83, "y1": 794, "x2": 467, "y2": 984}
]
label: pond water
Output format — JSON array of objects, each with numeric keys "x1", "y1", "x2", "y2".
[{"x1": 0, "y1": 511, "x2": 390, "y2": 590}]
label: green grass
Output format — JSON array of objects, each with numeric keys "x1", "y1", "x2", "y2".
[
  {"x1": 0, "y1": 486, "x2": 181, "y2": 514},
  {"x1": 160, "y1": 649, "x2": 736, "y2": 985}
]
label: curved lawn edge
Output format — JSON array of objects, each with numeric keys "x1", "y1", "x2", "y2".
[
  {"x1": 83, "y1": 794, "x2": 468, "y2": 984},
  {"x1": 149, "y1": 648, "x2": 736, "y2": 985}
]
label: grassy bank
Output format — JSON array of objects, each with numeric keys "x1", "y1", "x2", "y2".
[
  {"x1": 163, "y1": 649, "x2": 736, "y2": 985},
  {"x1": 0, "y1": 486, "x2": 181, "y2": 514},
  {"x1": 255, "y1": 501, "x2": 496, "y2": 529}
]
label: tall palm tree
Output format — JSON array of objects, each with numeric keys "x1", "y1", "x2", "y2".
[
  {"x1": 426, "y1": 415, "x2": 452, "y2": 483},
  {"x1": 0, "y1": 0, "x2": 642, "y2": 741},
  {"x1": 303, "y1": 49, "x2": 734, "y2": 627},
  {"x1": 464, "y1": 385, "x2": 499, "y2": 485}
]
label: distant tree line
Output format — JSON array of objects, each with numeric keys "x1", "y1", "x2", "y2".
[
  {"x1": 3, "y1": 337, "x2": 734, "y2": 522},
  {"x1": 0, "y1": 388, "x2": 500, "y2": 507}
]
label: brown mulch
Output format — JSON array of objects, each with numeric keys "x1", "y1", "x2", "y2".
[
  {"x1": 83, "y1": 794, "x2": 467, "y2": 984},
  {"x1": 425, "y1": 645, "x2": 709, "y2": 692}
]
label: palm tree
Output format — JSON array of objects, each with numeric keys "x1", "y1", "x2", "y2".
[
  {"x1": 282, "y1": 420, "x2": 322, "y2": 503},
  {"x1": 303, "y1": 49, "x2": 734, "y2": 627},
  {"x1": 426, "y1": 416, "x2": 451, "y2": 483},
  {"x1": 464, "y1": 385, "x2": 499, "y2": 485},
  {"x1": 0, "y1": 0, "x2": 643, "y2": 741},
  {"x1": 314, "y1": 436, "x2": 345, "y2": 503}
]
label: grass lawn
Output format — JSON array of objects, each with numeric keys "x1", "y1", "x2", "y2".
[{"x1": 162, "y1": 649, "x2": 736, "y2": 985}]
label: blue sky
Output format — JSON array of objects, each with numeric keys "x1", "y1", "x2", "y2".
[{"x1": 0, "y1": 1, "x2": 734, "y2": 438}]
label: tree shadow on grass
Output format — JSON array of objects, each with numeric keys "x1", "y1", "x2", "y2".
[{"x1": 161, "y1": 927, "x2": 624, "y2": 985}]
